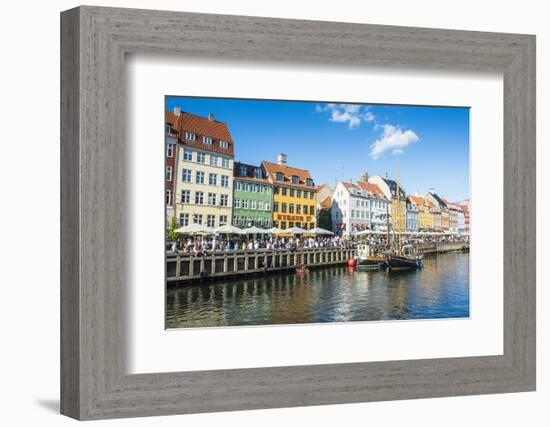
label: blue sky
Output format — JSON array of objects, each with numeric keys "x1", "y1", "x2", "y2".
[{"x1": 166, "y1": 96, "x2": 470, "y2": 202}]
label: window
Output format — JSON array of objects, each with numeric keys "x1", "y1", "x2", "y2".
[
  {"x1": 166, "y1": 144, "x2": 174, "y2": 157},
  {"x1": 239, "y1": 165, "x2": 247, "y2": 177},
  {"x1": 219, "y1": 215, "x2": 228, "y2": 226},
  {"x1": 208, "y1": 193, "x2": 216, "y2": 206},
  {"x1": 165, "y1": 166, "x2": 172, "y2": 181},
  {"x1": 179, "y1": 213, "x2": 189, "y2": 227},
  {"x1": 181, "y1": 190, "x2": 190, "y2": 204},
  {"x1": 310, "y1": 205, "x2": 315, "y2": 215},
  {"x1": 221, "y1": 175, "x2": 229, "y2": 187},
  {"x1": 250, "y1": 200, "x2": 257, "y2": 210},
  {"x1": 203, "y1": 136, "x2": 213, "y2": 145},
  {"x1": 265, "y1": 202, "x2": 271, "y2": 211},
  {"x1": 290, "y1": 188, "x2": 295, "y2": 197},
  {"x1": 289, "y1": 204, "x2": 295, "y2": 214},
  {"x1": 273, "y1": 202, "x2": 279, "y2": 212},
  {"x1": 210, "y1": 155, "x2": 218, "y2": 166},
  {"x1": 296, "y1": 205, "x2": 302, "y2": 214},
  {"x1": 251, "y1": 183, "x2": 257, "y2": 193},
  {"x1": 234, "y1": 199, "x2": 241, "y2": 208},
  {"x1": 183, "y1": 149, "x2": 192, "y2": 161},
  {"x1": 254, "y1": 168, "x2": 261, "y2": 179},
  {"x1": 303, "y1": 205, "x2": 308, "y2": 214},
  {"x1": 185, "y1": 132, "x2": 196, "y2": 141},
  {"x1": 182, "y1": 169, "x2": 192, "y2": 182},
  {"x1": 281, "y1": 221, "x2": 287, "y2": 230},
  {"x1": 208, "y1": 173, "x2": 217, "y2": 186},
  {"x1": 289, "y1": 221, "x2": 295, "y2": 228},
  {"x1": 196, "y1": 171, "x2": 205, "y2": 184},
  {"x1": 292, "y1": 175, "x2": 299, "y2": 184},
  {"x1": 193, "y1": 214, "x2": 202, "y2": 224},
  {"x1": 258, "y1": 201, "x2": 264, "y2": 210},
  {"x1": 307, "y1": 178, "x2": 314, "y2": 187},
  {"x1": 309, "y1": 191, "x2": 314, "y2": 199},
  {"x1": 274, "y1": 186, "x2": 280, "y2": 195},
  {"x1": 222, "y1": 157, "x2": 230, "y2": 168},
  {"x1": 281, "y1": 203, "x2": 287, "y2": 213},
  {"x1": 197, "y1": 152, "x2": 206, "y2": 163},
  {"x1": 207, "y1": 215, "x2": 215, "y2": 227},
  {"x1": 220, "y1": 140, "x2": 229, "y2": 149},
  {"x1": 195, "y1": 191, "x2": 204, "y2": 205},
  {"x1": 165, "y1": 190, "x2": 171, "y2": 205},
  {"x1": 220, "y1": 194, "x2": 228, "y2": 207},
  {"x1": 275, "y1": 172, "x2": 284, "y2": 181},
  {"x1": 242, "y1": 182, "x2": 249, "y2": 192},
  {"x1": 235, "y1": 181, "x2": 241, "y2": 191},
  {"x1": 351, "y1": 210, "x2": 355, "y2": 219},
  {"x1": 297, "y1": 189, "x2": 302, "y2": 198},
  {"x1": 281, "y1": 187, "x2": 287, "y2": 196},
  {"x1": 242, "y1": 199, "x2": 249, "y2": 209}
]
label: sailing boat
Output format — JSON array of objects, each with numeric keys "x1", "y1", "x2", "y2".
[{"x1": 384, "y1": 162, "x2": 424, "y2": 271}]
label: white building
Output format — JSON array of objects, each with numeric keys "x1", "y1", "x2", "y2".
[{"x1": 331, "y1": 181, "x2": 389, "y2": 235}]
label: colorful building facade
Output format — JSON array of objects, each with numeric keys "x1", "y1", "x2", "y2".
[
  {"x1": 168, "y1": 108, "x2": 235, "y2": 229},
  {"x1": 263, "y1": 155, "x2": 317, "y2": 231},
  {"x1": 232, "y1": 162, "x2": 273, "y2": 228},
  {"x1": 368, "y1": 175, "x2": 407, "y2": 232}
]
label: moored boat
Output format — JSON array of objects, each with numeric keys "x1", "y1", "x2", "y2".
[
  {"x1": 355, "y1": 244, "x2": 385, "y2": 270},
  {"x1": 385, "y1": 245, "x2": 423, "y2": 271}
]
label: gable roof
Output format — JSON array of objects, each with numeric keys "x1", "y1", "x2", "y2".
[
  {"x1": 262, "y1": 161, "x2": 315, "y2": 189},
  {"x1": 166, "y1": 110, "x2": 234, "y2": 156},
  {"x1": 382, "y1": 178, "x2": 406, "y2": 199},
  {"x1": 319, "y1": 196, "x2": 333, "y2": 209},
  {"x1": 356, "y1": 181, "x2": 385, "y2": 200}
]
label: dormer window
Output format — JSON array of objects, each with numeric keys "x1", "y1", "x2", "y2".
[
  {"x1": 220, "y1": 140, "x2": 228, "y2": 149},
  {"x1": 239, "y1": 165, "x2": 247, "y2": 177},
  {"x1": 254, "y1": 168, "x2": 261, "y2": 179},
  {"x1": 275, "y1": 172, "x2": 284, "y2": 182},
  {"x1": 306, "y1": 178, "x2": 314, "y2": 187},
  {"x1": 292, "y1": 175, "x2": 299, "y2": 185},
  {"x1": 203, "y1": 136, "x2": 212, "y2": 145},
  {"x1": 185, "y1": 132, "x2": 196, "y2": 141}
]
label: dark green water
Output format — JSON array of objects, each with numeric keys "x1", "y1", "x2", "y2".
[{"x1": 166, "y1": 252, "x2": 469, "y2": 329}]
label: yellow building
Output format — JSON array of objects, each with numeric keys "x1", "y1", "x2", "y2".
[
  {"x1": 391, "y1": 198, "x2": 407, "y2": 232},
  {"x1": 262, "y1": 155, "x2": 317, "y2": 231},
  {"x1": 409, "y1": 196, "x2": 433, "y2": 231}
]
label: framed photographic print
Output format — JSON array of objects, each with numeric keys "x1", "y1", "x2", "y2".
[{"x1": 61, "y1": 6, "x2": 536, "y2": 420}]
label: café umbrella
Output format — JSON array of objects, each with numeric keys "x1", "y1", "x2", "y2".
[
  {"x1": 286, "y1": 226, "x2": 308, "y2": 235},
  {"x1": 214, "y1": 224, "x2": 246, "y2": 235},
  {"x1": 243, "y1": 226, "x2": 269, "y2": 235},
  {"x1": 309, "y1": 227, "x2": 334, "y2": 235},
  {"x1": 175, "y1": 223, "x2": 213, "y2": 235}
]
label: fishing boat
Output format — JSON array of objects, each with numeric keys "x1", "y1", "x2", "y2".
[
  {"x1": 355, "y1": 244, "x2": 384, "y2": 270},
  {"x1": 385, "y1": 245, "x2": 423, "y2": 271}
]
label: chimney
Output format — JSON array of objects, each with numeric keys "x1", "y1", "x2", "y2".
[
  {"x1": 277, "y1": 153, "x2": 287, "y2": 166},
  {"x1": 208, "y1": 113, "x2": 215, "y2": 121},
  {"x1": 173, "y1": 106, "x2": 181, "y2": 117}
]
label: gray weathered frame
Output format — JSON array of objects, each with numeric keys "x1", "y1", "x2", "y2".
[{"x1": 60, "y1": 5, "x2": 536, "y2": 420}]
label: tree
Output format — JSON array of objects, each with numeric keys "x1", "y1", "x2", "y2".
[
  {"x1": 166, "y1": 217, "x2": 179, "y2": 241},
  {"x1": 317, "y1": 208, "x2": 333, "y2": 231}
]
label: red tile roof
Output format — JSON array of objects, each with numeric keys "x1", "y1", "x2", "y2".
[
  {"x1": 356, "y1": 181, "x2": 385, "y2": 200},
  {"x1": 262, "y1": 161, "x2": 316, "y2": 190},
  {"x1": 319, "y1": 196, "x2": 333, "y2": 209},
  {"x1": 166, "y1": 110, "x2": 234, "y2": 156}
]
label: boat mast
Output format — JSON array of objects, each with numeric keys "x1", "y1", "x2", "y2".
[
  {"x1": 385, "y1": 172, "x2": 390, "y2": 249},
  {"x1": 396, "y1": 160, "x2": 402, "y2": 255}
]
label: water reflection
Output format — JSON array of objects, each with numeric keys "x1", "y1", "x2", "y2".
[{"x1": 166, "y1": 252, "x2": 469, "y2": 329}]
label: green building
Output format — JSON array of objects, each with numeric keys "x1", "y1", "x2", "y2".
[{"x1": 232, "y1": 162, "x2": 273, "y2": 228}]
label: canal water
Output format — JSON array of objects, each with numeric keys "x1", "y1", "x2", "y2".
[{"x1": 166, "y1": 252, "x2": 469, "y2": 329}]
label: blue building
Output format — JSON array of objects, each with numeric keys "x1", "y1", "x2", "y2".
[{"x1": 406, "y1": 197, "x2": 419, "y2": 232}]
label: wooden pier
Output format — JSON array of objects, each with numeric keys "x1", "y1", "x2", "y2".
[
  {"x1": 167, "y1": 247, "x2": 355, "y2": 284},
  {"x1": 166, "y1": 242, "x2": 468, "y2": 285}
]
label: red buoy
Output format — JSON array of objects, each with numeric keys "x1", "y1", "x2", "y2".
[{"x1": 347, "y1": 258, "x2": 356, "y2": 267}]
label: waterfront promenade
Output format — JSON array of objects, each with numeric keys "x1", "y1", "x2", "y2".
[{"x1": 167, "y1": 242, "x2": 468, "y2": 284}]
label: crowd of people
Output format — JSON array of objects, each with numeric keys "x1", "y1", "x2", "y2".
[{"x1": 167, "y1": 233, "x2": 469, "y2": 256}]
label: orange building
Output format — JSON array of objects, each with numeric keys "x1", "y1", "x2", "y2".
[{"x1": 262, "y1": 154, "x2": 317, "y2": 231}]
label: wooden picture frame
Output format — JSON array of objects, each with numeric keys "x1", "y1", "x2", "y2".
[{"x1": 60, "y1": 6, "x2": 536, "y2": 420}]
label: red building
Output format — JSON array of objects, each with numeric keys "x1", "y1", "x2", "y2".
[{"x1": 165, "y1": 109, "x2": 181, "y2": 222}]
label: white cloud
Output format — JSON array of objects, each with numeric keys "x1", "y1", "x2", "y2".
[
  {"x1": 316, "y1": 103, "x2": 375, "y2": 129},
  {"x1": 370, "y1": 124, "x2": 419, "y2": 159}
]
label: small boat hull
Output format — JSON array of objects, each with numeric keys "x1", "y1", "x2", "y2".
[
  {"x1": 356, "y1": 257, "x2": 384, "y2": 271},
  {"x1": 385, "y1": 255, "x2": 423, "y2": 271}
]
